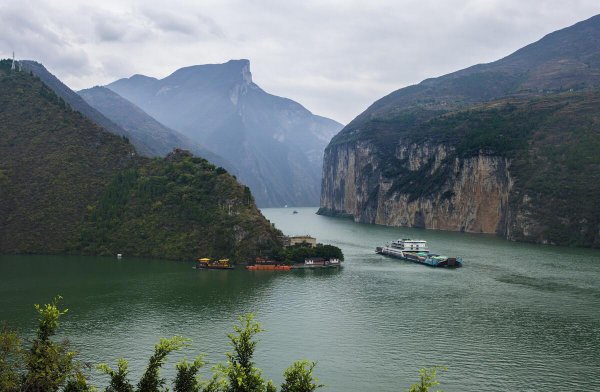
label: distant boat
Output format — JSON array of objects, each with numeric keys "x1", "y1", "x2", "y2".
[{"x1": 293, "y1": 210, "x2": 298, "y2": 214}]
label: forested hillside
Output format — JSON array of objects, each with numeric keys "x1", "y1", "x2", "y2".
[{"x1": 0, "y1": 60, "x2": 282, "y2": 259}]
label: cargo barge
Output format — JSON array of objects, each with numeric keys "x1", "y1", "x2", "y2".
[
  {"x1": 245, "y1": 257, "x2": 342, "y2": 271},
  {"x1": 376, "y1": 239, "x2": 462, "y2": 268}
]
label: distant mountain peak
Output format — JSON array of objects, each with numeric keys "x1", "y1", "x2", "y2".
[
  {"x1": 106, "y1": 58, "x2": 343, "y2": 207},
  {"x1": 163, "y1": 59, "x2": 253, "y2": 87},
  {"x1": 129, "y1": 74, "x2": 158, "y2": 82}
]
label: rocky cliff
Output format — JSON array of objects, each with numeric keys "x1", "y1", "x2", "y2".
[
  {"x1": 321, "y1": 90, "x2": 600, "y2": 247},
  {"x1": 320, "y1": 15, "x2": 600, "y2": 247},
  {"x1": 321, "y1": 141, "x2": 512, "y2": 234}
]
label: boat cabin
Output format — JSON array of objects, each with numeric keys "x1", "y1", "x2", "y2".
[
  {"x1": 304, "y1": 257, "x2": 326, "y2": 265},
  {"x1": 304, "y1": 257, "x2": 340, "y2": 266},
  {"x1": 390, "y1": 239, "x2": 429, "y2": 252}
]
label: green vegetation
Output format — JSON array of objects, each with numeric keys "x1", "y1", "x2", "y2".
[
  {"x1": 0, "y1": 296, "x2": 88, "y2": 392},
  {"x1": 75, "y1": 150, "x2": 282, "y2": 260},
  {"x1": 0, "y1": 299, "x2": 324, "y2": 392},
  {"x1": 0, "y1": 298, "x2": 446, "y2": 392},
  {"x1": 280, "y1": 361, "x2": 322, "y2": 392},
  {"x1": 272, "y1": 243, "x2": 344, "y2": 263},
  {"x1": 408, "y1": 367, "x2": 446, "y2": 392},
  {"x1": 0, "y1": 59, "x2": 282, "y2": 259},
  {"x1": 0, "y1": 59, "x2": 134, "y2": 254}
]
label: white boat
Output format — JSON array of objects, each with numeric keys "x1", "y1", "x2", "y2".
[{"x1": 376, "y1": 239, "x2": 462, "y2": 268}]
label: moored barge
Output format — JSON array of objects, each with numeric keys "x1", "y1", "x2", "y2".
[
  {"x1": 376, "y1": 239, "x2": 462, "y2": 268},
  {"x1": 245, "y1": 257, "x2": 342, "y2": 271},
  {"x1": 195, "y1": 258, "x2": 235, "y2": 270}
]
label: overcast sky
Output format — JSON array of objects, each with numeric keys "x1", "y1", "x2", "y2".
[{"x1": 1, "y1": 1, "x2": 600, "y2": 124}]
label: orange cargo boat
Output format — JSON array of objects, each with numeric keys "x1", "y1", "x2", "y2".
[{"x1": 246, "y1": 264, "x2": 292, "y2": 271}]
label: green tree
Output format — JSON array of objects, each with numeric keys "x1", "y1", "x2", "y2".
[
  {"x1": 173, "y1": 356, "x2": 205, "y2": 392},
  {"x1": 0, "y1": 324, "x2": 23, "y2": 392},
  {"x1": 137, "y1": 336, "x2": 189, "y2": 392},
  {"x1": 280, "y1": 360, "x2": 323, "y2": 392},
  {"x1": 22, "y1": 296, "x2": 79, "y2": 392},
  {"x1": 407, "y1": 366, "x2": 446, "y2": 392},
  {"x1": 224, "y1": 314, "x2": 273, "y2": 392},
  {"x1": 97, "y1": 358, "x2": 134, "y2": 392},
  {"x1": 201, "y1": 372, "x2": 228, "y2": 392},
  {"x1": 0, "y1": 296, "x2": 430, "y2": 392},
  {"x1": 63, "y1": 370, "x2": 95, "y2": 392}
]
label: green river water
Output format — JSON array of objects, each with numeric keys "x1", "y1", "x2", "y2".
[{"x1": 1, "y1": 207, "x2": 599, "y2": 391}]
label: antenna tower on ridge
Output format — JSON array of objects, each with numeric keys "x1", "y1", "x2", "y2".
[{"x1": 11, "y1": 51, "x2": 16, "y2": 71}]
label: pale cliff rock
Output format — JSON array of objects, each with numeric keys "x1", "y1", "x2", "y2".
[
  {"x1": 320, "y1": 15, "x2": 600, "y2": 247},
  {"x1": 320, "y1": 140, "x2": 515, "y2": 235}
]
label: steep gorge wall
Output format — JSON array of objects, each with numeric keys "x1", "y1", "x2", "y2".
[{"x1": 320, "y1": 140, "x2": 514, "y2": 235}]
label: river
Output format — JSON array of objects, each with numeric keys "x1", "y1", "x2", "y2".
[{"x1": 1, "y1": 207, "x2": 599, "y2": 391}]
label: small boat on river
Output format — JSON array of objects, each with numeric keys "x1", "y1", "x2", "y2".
[
  {"x1": 376, "y1": 239, "x2": 462, "y2": 268},
  {"x1": 245, "y1": 257, "x2": 342, "y2": 271},
  {"x1": 195, "y1": 258, "x2": 235, "y2": 270},
  {"x1": 247, "y1": 264, "x2": 292, "y2": 271}
]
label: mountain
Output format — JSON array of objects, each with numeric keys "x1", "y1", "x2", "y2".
[
  {"x1": 107, "y1": 60, "x2": 343, "y2": 207},
  {"x1": 320, "y1": 14, "x2": 600, "y2": 247},
  {"x1": 21, "y1": 61, "x2": 227, "y2": 169},
  {"x1": 342, "y1": 14, "x2": 600, "y2": 133},
  {"x1": 0, "y1": 59, "x2": 282, "y2": 259},
  {"x1": 78, "y1": 86, "x2": 234, "y2": 172},
  {"x1": 18, "y1": 61, "x2": 145, "y2": 149}
]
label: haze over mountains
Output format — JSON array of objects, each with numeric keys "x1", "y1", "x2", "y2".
[
  {"x1": 78, "y1": 86, "x2": 233, "y2": 171},
  {"x1": 107, "y1": 59, "x2": 343, "y2": 207},
  {"x1": 21, "y1": 61, "x2": 229, "y2": 169},
  {"x1": 321, "y1": 14, "x2": 600, "y2": 247}
]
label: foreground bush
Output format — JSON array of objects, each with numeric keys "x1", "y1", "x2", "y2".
[{"x1": 0, "y1": 298, "x2": 445, "y2": 391}]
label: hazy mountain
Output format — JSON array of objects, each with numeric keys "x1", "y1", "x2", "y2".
[
  {"x1": 21, "y1": 61, "x2": 229, "y2": 170},
  {"x1": 78, "y1": 86, "x2": 234, "y2": 172},
  {"x1": 107, "y1": 59, "x2": 343, "y2": 207},
  {"x1": 339, "y1": 14, "x2": 600, "y2": 136},
  {"x1": 321, "y1": 14, "x2": 600, "y2": 247},
  {"x1": 0, "y1": 59, "x2": 281, "y2": 259}
]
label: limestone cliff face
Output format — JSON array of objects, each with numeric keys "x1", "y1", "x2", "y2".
[
  {"x1": 320, "y1": 15, "x2": 600, "y2": 247},
  {"x1": 320, "y1": 140, "x2": 514, "y2": 235}
]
